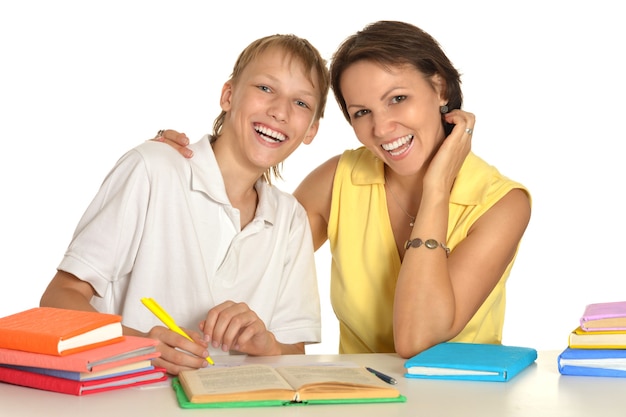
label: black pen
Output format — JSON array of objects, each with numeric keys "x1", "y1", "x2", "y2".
[{"x1": 366, "y1": 367, "x2": 397, "y2": 385}]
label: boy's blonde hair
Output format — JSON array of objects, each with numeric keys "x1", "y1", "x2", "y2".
[{"x1": 212, "y1": 34, "x2": 330, "y2": 184}]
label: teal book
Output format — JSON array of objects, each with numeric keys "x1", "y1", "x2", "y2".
[{"x1": 404, "y1": 342, "x2": 537, "y2": 382}]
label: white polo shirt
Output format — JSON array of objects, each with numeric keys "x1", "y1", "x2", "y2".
[{"x1": 58, "y1": 135, "x2": 321, "y2": 355}]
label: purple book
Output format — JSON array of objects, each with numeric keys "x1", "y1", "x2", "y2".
[{"x1": 580, "y1": 301, "x2": 626, "y2": 331}]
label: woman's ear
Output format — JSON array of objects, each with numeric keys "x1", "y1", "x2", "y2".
[
  {"x1": 220, "y1": 81, "x2": 234, "y2": 111},
  {"x1": 431, "y1": 74, "x2": 448, "y2": 106}
]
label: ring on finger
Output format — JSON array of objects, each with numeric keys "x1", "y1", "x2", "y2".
[
  {"x1": 154, "y1": 129, "x2": 165, "y2": 139},
  {"x1": 465, "y1": 128, "x2": 473, "y2": 135}
]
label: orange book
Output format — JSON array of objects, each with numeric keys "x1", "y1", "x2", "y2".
[{"x1": 0, "y1": 307, "x2": 123, "y2": 356}]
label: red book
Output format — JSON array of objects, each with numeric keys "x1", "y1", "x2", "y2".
[
  {"x1": 0, "y1": 365, "x2": 168, "y2": 395},
  {"x1": 0, "y1": 307, "x2": 123, "y2": 356},
  {"x1": 0, "y1": 335, "x2": 159, "y2": 373}
]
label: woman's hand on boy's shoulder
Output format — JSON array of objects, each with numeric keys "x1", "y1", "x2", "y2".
[{"x1": 151, "y1": 129, "x2": 193, "y2": 158}]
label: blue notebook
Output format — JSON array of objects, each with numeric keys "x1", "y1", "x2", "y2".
[
  {"x1": 404, "y1": 342, "x2": 537, "y2": 382},
  {"x1": 558, "y1": 347, "x2": 626, "y2": 377}
]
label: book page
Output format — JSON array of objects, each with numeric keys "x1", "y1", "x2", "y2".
[
  {"x1": 178, "y1": 365, "x2": 296, "y2": 403},
  {"x1": 570, "y1": 332, "x2": 626, "y2": 346},
  {"x1": 406, "y1": 366, "x2": 498, "y2": 376},
  {"x1": 276, "y1": 366, "x2": 399, "y2": 400},
  {"x1": 58, "y1": 322, "x2": 123, "y2": 352},
  {"x1": 560, "y1": 358, "x2": 626, "y2": 370}
]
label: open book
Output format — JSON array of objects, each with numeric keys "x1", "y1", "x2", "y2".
[{"x1": 174, "y1": 364, "x2": 404, "y2": 408}]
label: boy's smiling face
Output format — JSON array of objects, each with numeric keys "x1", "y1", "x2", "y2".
[{"x1": 218, "y1": 46, "x2": 321, "y2": 174}]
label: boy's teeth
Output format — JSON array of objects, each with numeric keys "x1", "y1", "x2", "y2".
[{"x1": 256, "y1": 125, "x2": 286, "y2": 142}]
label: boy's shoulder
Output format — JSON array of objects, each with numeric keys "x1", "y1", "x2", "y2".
[{"x1": 129, "y1": 137, "x2": 210, "y2": 170}]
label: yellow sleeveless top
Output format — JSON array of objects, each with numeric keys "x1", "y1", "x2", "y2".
[{"x1": 328, "y1": 147, "x2": 530, "y2": 353}]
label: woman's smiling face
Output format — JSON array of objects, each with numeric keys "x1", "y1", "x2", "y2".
[{"x1": 340, "y1": 60, "x2": 447, "y2": 174}]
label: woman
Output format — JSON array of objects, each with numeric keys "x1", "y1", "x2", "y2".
[{"x1": 159, "y1": 20, "x2": 531, "y2": 359}]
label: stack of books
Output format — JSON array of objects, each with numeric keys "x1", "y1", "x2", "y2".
[
  {"x1": 0, "y1": 307, "x2": 167, "y2": 395},
  {"x1": 558, "y1": 301, "x2": 626, "y2": 377}
]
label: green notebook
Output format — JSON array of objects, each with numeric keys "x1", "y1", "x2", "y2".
[{"x1": 172, "y1": 364, "x2": 406, "y2": 408}]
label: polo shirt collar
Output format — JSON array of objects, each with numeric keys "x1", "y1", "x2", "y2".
[{"x1": 187, "y1": 135, "x2": 277, "y2": 225}]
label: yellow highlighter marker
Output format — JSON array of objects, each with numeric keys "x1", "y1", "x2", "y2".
[{"x1": 141, "y1": 297, "x2": 214, "y2": 365}]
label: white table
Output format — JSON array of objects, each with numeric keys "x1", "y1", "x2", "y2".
[{"x1": 1, "y1": 351, "x2": 625, "y2": 416}]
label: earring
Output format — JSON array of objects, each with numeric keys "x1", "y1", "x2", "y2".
[{"x1": 440, "y1": 105, "x2": 449, "y2": 114}]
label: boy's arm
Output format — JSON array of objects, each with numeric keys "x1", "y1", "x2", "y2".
[
  {"x1": 40, "y1": 270, "x2": 100, "y2": 313},
  {"x1": 40, "y1": 271, "x2": 148, "y2": 337},
  {"x1": 40, "y1": 271, "x2": 211, "y2": 375}
]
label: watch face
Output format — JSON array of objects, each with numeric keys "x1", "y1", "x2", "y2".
[
  {"x1": 425, "y1": 239, "x2": 439, "y2": 249},
  {"x1": 405, "y1": 238, "x2": 423, "y2": 250}
]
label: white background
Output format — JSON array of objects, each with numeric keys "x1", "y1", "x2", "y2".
[{"x1": 1, "y1": 0, "x2": 624, "y2": 354}]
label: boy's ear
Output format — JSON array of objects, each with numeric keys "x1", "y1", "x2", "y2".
[
  {"x1": 302, "y1": 120, "x2": 320, "y2": 145},
  {"x1": 220, "y1": 81, "x2": 233, "y2": 111}
]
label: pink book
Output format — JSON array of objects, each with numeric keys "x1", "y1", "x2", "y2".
[
  {"x1": 0, "y1": 335, "x2": 159, "y2": 372},
  {"x1": 580, "y1": 301, "x2": 626, "y2": 331}
]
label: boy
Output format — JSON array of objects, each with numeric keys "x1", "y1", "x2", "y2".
[{"x1": 40, "y1": 34, "x2": 330, "y2": 375}]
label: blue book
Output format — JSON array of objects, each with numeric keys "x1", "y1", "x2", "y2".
[
  {"x1": 558, "y1": 347, "x2": 626, "y2": 377},
  {"x1": 404, "y1": 342, "x2": 537, "y2": 382}
]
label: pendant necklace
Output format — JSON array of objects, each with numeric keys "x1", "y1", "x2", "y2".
[{"x1": 384, "y1": 174, "x2": 416, "y2": 227}]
